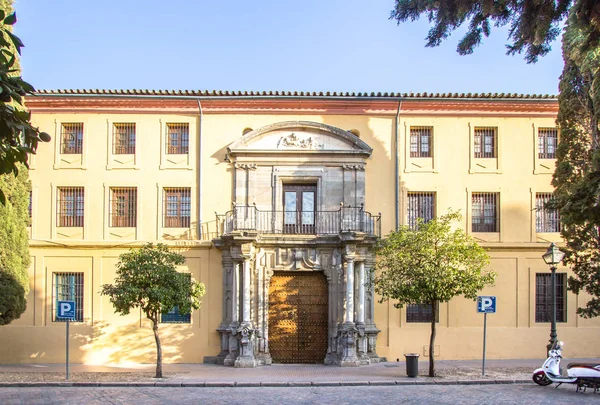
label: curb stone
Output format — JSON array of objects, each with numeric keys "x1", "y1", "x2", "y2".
[
  {"x1": 0, "y1": 380, "x2": 535, "y2": 388},
  {"x1": 261, "y1": 382, "x2": 288, "y2": 387},
  {"x1": 235, "y1": 382, "x2": 261, "y2": 387},
  {"x1": 312, "y1": 382, "x2": 341, "y2": 387},
  {"x1": 287, "y1": 382, "x2": 311, "y2": 387},
  {"x1": 204, "y1": 382, "x2": 234, "y2": 387},
  {"x1": 181, "y1": 382, "x2": 205, "y2": 387}
]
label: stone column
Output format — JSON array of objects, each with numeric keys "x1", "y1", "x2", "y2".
[
  {"x1": 337, "y1": 255, "x2": 359, "y2": 366},
  {"x1": 235, "y1": 257, "x2": 257, "y2": 368},
  {"x1": 224, "y1": 261, "x2": 241, "y2": 366},
  {"x1": 357, "y1": 261, "x2": 365, "y2": 325},
  {"x1": 216, "y1": 255, "x2": 234, "y2": 365},
  {"x1": 344, "y1": 257, "x2": 355, "y2": 324},
  {"x1": 242, "y1": 258, "x2": 251, "y2": 325}
]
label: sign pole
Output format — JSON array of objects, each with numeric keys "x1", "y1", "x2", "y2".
[
  {"x1": 66, "y1": 318, "x2": 70, "y2": 381},
  {"x1": 482, "y1": 312, "x2": 487, "y2": 376}
]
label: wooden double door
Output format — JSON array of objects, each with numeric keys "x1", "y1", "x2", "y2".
[{"x1": 268, "y1": 271, "x2": 328, "y2": 363}]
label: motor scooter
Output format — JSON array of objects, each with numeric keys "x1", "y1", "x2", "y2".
[{"x1": 533, "y1": 340, "x2": 600, "y2": 393}]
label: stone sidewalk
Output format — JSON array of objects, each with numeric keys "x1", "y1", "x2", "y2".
[{"x1": 2, "y1": 358, "x2": 598, "y2": 387}]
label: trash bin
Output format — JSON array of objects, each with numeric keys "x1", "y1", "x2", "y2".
[{"x1": 404, "y1": 353, "x2": 419, "y2": 377}]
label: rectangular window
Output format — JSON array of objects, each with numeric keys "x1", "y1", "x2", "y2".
[
  {"x1": 164, "y1": 187, "x2": 191, "y2": 228},
  {"x1": 161, "y1": 274, "x2": 192, "y2": 323},
  {"x1": 538, "y1": 128, "x2": 558, "y2": 159},
  {"x1": 53, "y1": 272, "x2": 84, "y2": 322},
  {"x1": 110, "y1": 187, "x2": 137, "y2": 227},
  {"x1": 536, "y1": 193, "x2": 560, "y2": 233},
  {"x1": 410, "y1": 126, "x2": 432, "y2": 158},
  {"x1": 113, "y1": 123, "x2": 136, "y2": 154},
  {"x1": 472, "y1": 193, "x2": 499, "y2": 232},
  {"x1": 407, "y1": 192, "x2": 435, "y2": 230},
  {"x1": 161, "y1": 305, "x2": 191, "y2": 323},
  {"x1": 57, "y1": 187, "x2": 84, "y2": 227},
  {"x1": 474, "y1": 127, "x2": 497, "y2": 158},
  {"x1": 406, "y1": 303, "x2": 439, "y2": 323},
  {"x1": 166, "y1": 123, "x2": 189, "y2": 155},
  {"x1": 61, "y1": 123, "x2": 84, "y2": 154},
  {"x1": 535, "y1": 273, "x2": 566, "y2": 323}
]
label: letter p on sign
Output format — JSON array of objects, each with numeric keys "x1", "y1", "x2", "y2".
[
  {"x1": 477, "y1": 296, "x2": 496, "y2": 313},
  {"x1": 57, "y1": 300, "x2": 76, "y2": 319}
]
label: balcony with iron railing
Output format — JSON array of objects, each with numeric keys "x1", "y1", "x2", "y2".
[{"x1": 215, "y1": 204, "x2": 381, "y2": 238}]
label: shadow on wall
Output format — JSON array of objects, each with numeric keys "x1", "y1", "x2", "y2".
[{"x1": 76, "y1": 320, "x2": 197, "y2": 365}]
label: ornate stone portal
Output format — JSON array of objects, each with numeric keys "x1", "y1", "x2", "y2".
[{"x1": 213, "y1": 121, "x2": 383, "y2": 367}]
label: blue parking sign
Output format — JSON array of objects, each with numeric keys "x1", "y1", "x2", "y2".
[
  {"x1": 57, "y1": 300, "x2": 76, "y2": 320},
  {"x1": 477, "y1": 296, "x2": 496, "y2": 313}
]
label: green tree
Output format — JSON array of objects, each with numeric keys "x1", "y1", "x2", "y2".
[
  {"x1": 100, "y1": 243, "x2": 206, "y2": 378},
  {"x1": 372, "y1": 211, "x2": 495, "y2": 376},
  {"x1": 389, "y1": 0, "x2": 600, "y2": 316},
  {"x1": 0, "y1": 162, "x2": 30, "y2": 324},
  {"x1": 0, "y1": 271, "x2": 26, "y2": 325},
  {"x1": 0, "y1": 4, "x2": 50, "y2": 204}
]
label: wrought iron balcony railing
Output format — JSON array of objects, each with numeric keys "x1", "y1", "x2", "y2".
[{"x1": 215, "y1": 205, "x2": 381, "y2": 238}]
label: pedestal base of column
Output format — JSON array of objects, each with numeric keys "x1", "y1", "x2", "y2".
[
  {"x1": 257, "y1": 353, "x2": 272, "y2": 366},
  {"x1": 234, "y1": 356, "x2": 258, "y2": 368},
  {"x1": 233, "y1": 324, "x2": 257, "y2": 368},
  {"x1": 223, "y1": 330, "x2": 239, "y2": 367},
  {"x1": 365, "y1": 325, "x2": 384, "y2": 363},
  {"x1": 215, "y1": 328, "x2": 230, "y2": 365},
  {"x1": 324, "y1": 352, "x2": 337, "y2": 365},
  {"x1": 335, "y1": 324, "x2": 360, "y2": 367}
]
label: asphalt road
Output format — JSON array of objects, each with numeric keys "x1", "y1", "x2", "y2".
[{"x1": 0, "y1": 384, "x2": 597, "y2": 404}]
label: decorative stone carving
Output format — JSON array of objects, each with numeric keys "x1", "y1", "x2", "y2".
[
  {"x1": 343, "y1": 164, "x2": 365, "y2": 171},
  {"x1": 234, "y1": 163, "x2": 257, "y2": 170},
  {"x1": 277, "y1": 133, "x2": 321, "y2": 149}
]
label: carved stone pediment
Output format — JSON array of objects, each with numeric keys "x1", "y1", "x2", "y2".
[{"x1": 228, "y1": 121, "x2": 372, "y2": 157}]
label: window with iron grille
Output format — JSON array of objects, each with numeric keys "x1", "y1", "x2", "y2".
[
  {"x1": 57, "y1": 187, "x2": 84, "y2": 227},
  {"x1": 53, "y1": 272, "x2": 84, "y2": 322},
  {"x1": 60, "y1": 123, "x2": 83, "y2": 154},
  {"x1": 407, "y1": 192, "x2": 435, "y2": 230},
  {"x1": 406, "y1": 303, "x2": 439, "y2": 323},
  {"x1": 472, "y1": 193, "x2": 499, "y2": 232},
  {"x1": 164, "y1": 187, "x2": 191, "y2": 228},
  {"x1": 474, "y1": 127, "x2": 497, "y2": 158},
  {"x1": 110, "y1": 187, "x2": 137, "y2": 227},
  {"x1": 410, "y1": 126, "x2": 432, "y2": 158},
  {"x1": 538, "y1": 128, "x2": 558, "y2": 159},
  {"x1": 535, "y1": 273, "x2": 566, "y2": 323},
  {"x1": 536, "y1": 193, "x2": 560, "y2": 233},
  {"x1": 113, "y1": 123, "x2": 136, "y2": 154},
  {"x1": 166, "y1": 123, "x2": 189, "y2": 155},
  {"x1": 161, "y1": 274, "x2": 192, "y2": 323}
]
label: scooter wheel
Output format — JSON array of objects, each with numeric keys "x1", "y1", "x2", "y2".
[{"x1": 533, "y1": 371, "x2": 553, "y2": 386}]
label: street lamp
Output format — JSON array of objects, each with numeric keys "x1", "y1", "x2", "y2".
[{"x1": 542, "y1": 242, "x2": 565, "y2": 354}]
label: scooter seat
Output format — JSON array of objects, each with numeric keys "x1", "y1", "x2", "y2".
[{"x1": 567, "y1": 362, "x2": 600, "y2": 369}]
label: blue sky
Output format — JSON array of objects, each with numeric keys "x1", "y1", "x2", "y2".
[{"x1": 15, "y1": 0, "x2": 563, "y2": 94}]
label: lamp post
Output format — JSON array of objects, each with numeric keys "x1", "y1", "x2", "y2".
[{"x1": 542, "y1": 242, "x2": 565, "y2": 354}]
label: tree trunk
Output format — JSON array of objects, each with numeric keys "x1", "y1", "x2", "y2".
[
  {"x1": 428, "y1": 299, "x2": 437, "y2": 377},
  {"x1": 151, "y1": 316, "x2": 163, "y2": 378}
]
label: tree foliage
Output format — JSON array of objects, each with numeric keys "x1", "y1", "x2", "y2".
[
  {"x1": 389, "y1": 0, "x2": 600, "y2": 317},
  {"x1": 551, "y1": 9, "x2": 600, "y2": 318},
  {"x1": 100, "y1": 243, "x2": 206, "y2": 378},
  {"x1": 372, "y1": 211, "x2": 495, "y2": 376},
  {"x1": 0, "y1": 162, "x2": 30, "y2": 324},
  {"x1": 0, "y1": 5, "x2": 50, "y2": 204},
  {"x1": 0, "y1": 270, "x2": 25, "y2": 325}
]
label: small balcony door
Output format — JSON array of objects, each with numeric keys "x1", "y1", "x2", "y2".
[{"x1": 283, "y1": 184, "x2": 316, "y2": 234}]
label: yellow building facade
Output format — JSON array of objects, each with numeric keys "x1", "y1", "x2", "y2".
[{"x1": 3, "y1": 90, "x2": 599, "y2": 366}]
